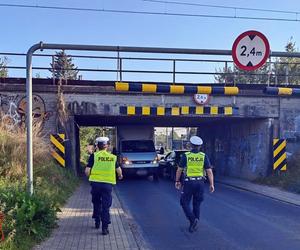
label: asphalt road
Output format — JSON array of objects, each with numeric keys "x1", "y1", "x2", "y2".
[{"x1": 116, "y1": 177, "x2": 300, "y2": 250}]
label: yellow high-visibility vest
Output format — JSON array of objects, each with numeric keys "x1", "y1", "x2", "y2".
[
  {"x1": 89, "y1": 150, "x2": 117, "y2": 184},
  {"x1": 185, "y1": 152, "x2": 205, "y2": 177}
]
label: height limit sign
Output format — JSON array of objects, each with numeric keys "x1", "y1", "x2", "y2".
[{"x1": 232, "y1": 30, "x2": 270, "y2": 71}]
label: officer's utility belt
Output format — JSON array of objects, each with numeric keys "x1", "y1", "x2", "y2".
[{"x1": 184, "y1": 177, "x2": 205, "y2": 181}]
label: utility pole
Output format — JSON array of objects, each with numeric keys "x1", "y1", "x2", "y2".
[
  {"x1": 171, "y1": 127, "x2": 174, "y2": 150},
  {"x1": 166, "y1": 127, "x2": 168, "y2": 151}
]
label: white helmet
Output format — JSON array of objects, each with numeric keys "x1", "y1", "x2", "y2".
[
  {"x1": 190, "y1": 136, "x2": 203, "y2": 146},
  {"x1": 95, "y1": 136, "x2": 109, "y2": 145}
]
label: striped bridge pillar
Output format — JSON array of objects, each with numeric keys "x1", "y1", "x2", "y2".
[
  {"x1": 273, "y1": 139, "x2": 287, "y2": 172},
  {"x1": 50, "y1": 134, "x2": 65, "y2": 168}
]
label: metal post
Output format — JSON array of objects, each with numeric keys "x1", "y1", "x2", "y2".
[
  {"x1": 116, "y1": 51, "x2": 120, "y2": 82},
  {"x1": 52, "y1": 55, "x2": 55, "y2": 85},
  {"x1": 275, "y1": 62, "x2": 278, "y2": 85},
  {"x1": 173, "y1": 60, "x2": 176, "y2": 83},
  {"x1": 267, "y1": 57, "x2": 272, "y2": 86},
  {"x1": 166, "y1": 127, "x2": 168, "y2": 150},
  {"x1": 154, "y1": 128, "x2": 156, "y2": 148},
  {"x1": 171, "y1": 127, "x2": 174, "y2": 150},
  {"x1": 26, "y1": 43, "x2": 42, "y2": 195},
  {"x1": 233, "y1": 64, "x2": 236, "y2": 85},
  {"x1": 224, "y1": 61, "x2": 228, "y2": 84},
  {"x1": 119, "y1": 58, "x2": 122, "y2": 82},
  {"x1": 26, "y1": 52, "x2": 33, "y2": 195},
  {"x1": 181, "y1": 134, "x2": 184, "y2": 150},
  {"x1": 285, "y1": 64, "x2": 289, "y2": 85}
]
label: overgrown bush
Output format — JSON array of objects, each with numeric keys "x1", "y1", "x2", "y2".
[
  {"x1": 0, "y1": 125, "x2": 78, "y2": 250},
  {"x1": 0, "y1": 182, "x2": 57, "y2": 249}
]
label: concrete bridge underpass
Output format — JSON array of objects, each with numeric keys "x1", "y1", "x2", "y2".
[{"x1": 1, "y1": 78, "x2": 297, "y2": 181}]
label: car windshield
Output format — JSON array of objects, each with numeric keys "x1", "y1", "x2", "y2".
[{"x1": 121, "y1": 140, "x2": 155, "y2": 153}]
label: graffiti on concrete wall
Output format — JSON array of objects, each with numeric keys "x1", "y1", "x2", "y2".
[
  {"x1": 18, "y1": 95, "x2": 52, "y2": 129},
  {"x1": 248, "y1": 133, "x2": 263, "y2": 173},
  {"x1": 294, "y1": 115, "x2": 300, "y2": 137},
  {"x1": 231, "y1": 136, "x2": 250, "y2": 169},
  {"x1": 228, "y1": 132, "x2": 265, "y2": 177},
  {"x1": 67, "y1": 101, "x2": 97, "y2": 115},
  {"x1": 0, "y1": 94, "x2": 52, "y2": 130},
  {"x1": 281, "y1": 109, "x2": 300, "y2": 139},
  {"x1": 0, "y1": 94, "x2": 21, "y2": 130}
]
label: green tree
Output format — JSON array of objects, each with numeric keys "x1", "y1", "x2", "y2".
[
  {"x1": 80, "y1": 127, "x2": 102, "y2": 164},
  {"x1": 215, "y1": 63, "x2": 270, "y2": 84},
  {"x1": 49, "y1": 50, "x2": 79, "y2": 80},
  {"x1": 173, "y1": 131, "x2": 181, "y2": 140},
  {"x1": 273, "y1": 38, "x2": 300, "y2": 84},
  {"x1": 0, "y1": 56, "x2": 8, "y2": 77}
]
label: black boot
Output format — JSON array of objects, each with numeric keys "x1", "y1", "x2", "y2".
[
  {"x1": 192, "y1": 218, "x2": 199, "y2": 232},
  {"x1": 95, "y1": 218, "x2": 100, "y2": 229},
  {"x1": 188, "y1": 218, "x2": 198, "y2": 233},
  {"x1": 102, "y1": 226, "x2": 109, "y2": 235}
]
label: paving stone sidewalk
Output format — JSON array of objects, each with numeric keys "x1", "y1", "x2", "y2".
[
  {"x1": 218, "y1": 176, "x2": 300, "y2": 206},
  {"x1": 34, "y1": 182, "x2": 143, "y2": 250}
]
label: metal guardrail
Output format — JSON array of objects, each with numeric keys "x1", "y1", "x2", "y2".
[{"x1": 1, "y1": 50, "x2": 300, "y2": 84}]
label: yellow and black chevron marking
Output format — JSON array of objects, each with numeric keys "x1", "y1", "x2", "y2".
[
  {"x1": 273, "y1": 139, "x2": 287, "y2": 171},
  {"x1": 120, "y1": 106, "x2": 237, "y2": 116},
  {"x1": 115, "y1": 82, "x2": 239, "y2": 95},
  {"x1": 265, "y1": 87, "x2": 300, "y2": 96},
  {"x1": 50, "y1": 134, "x2": 65, "y2": 167}
]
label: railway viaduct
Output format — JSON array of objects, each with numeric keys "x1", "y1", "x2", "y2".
[{"x1": 1, "y1": 78, "x2": 299, "y2": 180}]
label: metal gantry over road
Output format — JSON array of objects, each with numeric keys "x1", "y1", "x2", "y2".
[{"x1": 26, "y1": 42, "x2": 300, "y2": 194}]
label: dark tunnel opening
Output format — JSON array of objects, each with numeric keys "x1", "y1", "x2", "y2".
[{"x1": 73, "y1": 115, "x2": 272, "y2": 180}]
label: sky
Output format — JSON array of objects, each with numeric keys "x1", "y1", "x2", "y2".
[{"x1": 2, "y1": 0, "x2": 300, "y2": 81}]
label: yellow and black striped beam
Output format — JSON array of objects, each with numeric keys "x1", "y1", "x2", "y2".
[
  {"x1": 120, "y1": 106, "x2": 238, "y2": 116},
  {"x1": 115, "y1": 82, "x2": 239, "y2": 95},
  {"x1": 273, "y1": 139, "x2": 287, "y2": 171},
  {"x1": 50, "y1": 134, "x2": 65, "y2": 168},
  {"x1": 265, "y1": 87, "x2": 300, "y2": 96}
]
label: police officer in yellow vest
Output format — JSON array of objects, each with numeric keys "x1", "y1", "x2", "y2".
[
  {"x1": 85, "y1": 137, "x2": 123, "y2": 235},
  {"x1": 175, "y1": 136, "x2": 215, "y2": 233}
]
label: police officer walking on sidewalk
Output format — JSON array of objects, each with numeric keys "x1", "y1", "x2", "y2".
[
  {"x1": 85, "y1": 137, "x2": 123, "y2": 235},
  {"x1": 175, "y1": 136, "x2": 215, "y2": 233}
]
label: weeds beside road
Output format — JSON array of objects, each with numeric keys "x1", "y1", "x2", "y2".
[
  {"x1": 0, "y1": 126, "x2": 78, "y2": 250},
  {"x1": 256, "y1": 151, "x2": 300, "y2": 194}
]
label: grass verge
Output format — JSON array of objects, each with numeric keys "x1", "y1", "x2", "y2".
[{"x1": 0, "y1": 125, "x2": 78, "y2": 250}]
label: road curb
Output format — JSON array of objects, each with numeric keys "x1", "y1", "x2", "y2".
[{"x1": 217, "y1": 180, "x2": 300, "y2": 207}]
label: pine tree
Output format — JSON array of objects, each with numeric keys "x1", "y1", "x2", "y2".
[
  {"x1": 0, "y1": 57, "x2": 8, "y2": 78},
  {"x1": 49, "y1": 50, "x2": 79, "y2": 81},
  {"x1": 273, "y1": 38, "x2": 300, "y2": 85}
]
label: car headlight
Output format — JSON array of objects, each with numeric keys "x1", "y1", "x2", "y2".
[
  {"x1": 122, "y1": 157, "x2": 132, "y2": 165},
  {"x1": 152, "y1": 156, "x2": 158, "y2": 164}
]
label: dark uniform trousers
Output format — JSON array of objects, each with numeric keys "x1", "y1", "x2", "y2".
[
  {"x1": 180, "y1": 180, "x2": 204, "y2": 223},
  {"x1": 91, "y1": 182, "x2": 113, "y2": 228}
]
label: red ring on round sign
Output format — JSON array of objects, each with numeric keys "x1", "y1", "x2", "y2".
[
  {"x1": 193, "y1": 94, "x2": 210, "y2": 105},
  {"x1": 232, "y1": 30, "x2": 270, "y2": 71}
]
